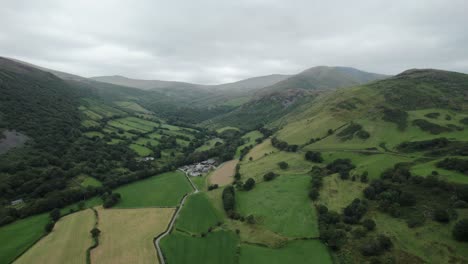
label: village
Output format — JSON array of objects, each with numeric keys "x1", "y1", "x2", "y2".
[{"x1": 179, "y1": 159, "x2": 217, "y2": 177}]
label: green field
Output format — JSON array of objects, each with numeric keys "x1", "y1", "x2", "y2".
[
  {"x1": 80, "y1": 176, "x2": 102, "y2": 187},
  {"x1": 237, "y1": 174, "x2": 319, "y2": 237},
  {"x1": 160, "y1": 230, "x2": 238, "y2": 264},
  {"x1": 115, "y1": 101, "x2": 151, "y2": 113},
  {"x1": 239, "y1": 240, "x2": 332, "y2": 264},
  {"x1": 235, "y1": 130, "x2": 263, "y2": 158},
  {"x1": 410, "y1": 158, "x2": 468, "y2": 184},
  {"x1": 318, "y1": 174, "x2": 367, "y2": 212},
  {"x1": 0, "y1": 213, "x2": 49, "y2": 264},
  {"x1": 240, "y1": 151, "x2": 311, "y2": 182},
  {"x1": 114, "y1": 171, "x2": 193, "y2": 207},
  {"x1": 196, "y1": 138, "x2": 223, "y2": 152},
  {"x1": 129, "y1": 143, "x2": 152, "y2": 156},
  {"x1": 84, "y1": 131, "x2": 104, "y2": 138},
  {"x1": 176, "y1": 193, "x2": 223, "y2": 234}
]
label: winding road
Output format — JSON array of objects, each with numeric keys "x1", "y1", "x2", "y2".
[{"x1": 154, "y1": 170, "x2": 199, "y2": 264}]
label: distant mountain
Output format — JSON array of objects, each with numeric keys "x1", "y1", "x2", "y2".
[
  {"x1": 90, "y1": 75, "x2": 204, "y2": 90},
  {"x1": 258, "y1": 66, "x2": 388, "y2": 94}
]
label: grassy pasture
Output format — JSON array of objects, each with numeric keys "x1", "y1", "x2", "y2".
[
  {"x1": 81, "y1": 176, "x2": 102, "y2": 187},
  {"x1": 81, "y1": 119, "x2": 100, "y2": 128},
  {"x1": 216, "y1": 126, "x2": 240, "y2": 133},
  {"x1": 15, "y1": 209, "x2": 95, "y2": 264},
  {"x1": 84, "y1": 131, "x2": 104, "y2": 138},
  {"x1": 196, "y1": 138, "x2": 223, "y2": 152},
  {"x1": 244, "y1": 139, "x2": 277, "y2": 161},
  {"x1": 410, "y1": 158, "x2": 468, "y2": 184},
  {"x1": 176, "y1": 193, "x2": 222, "y2": 234},
  {"x1": 318, "y1": 174, "x2": 367, "y2": 212},
  {"x1": 239, "y1": 151, "x2": 310, "y2": 182},
  {"x1": 129, "y1": 143, "x2": 152, "y2": 156},
  {"x1": 372, "y1": 210, "x2": 468, "y2": 263},
  {"x1": 237, "y1": 174, "x2": 319, "y2": 238},
  {"x1": 115, "y1": 101, "x2": 151, "y2": 113},
  {"x1": 320, "y1": 151, "x2": 415, "y2": 179},
  {"x1": 91, "y1": 207, "x2": 174, "y2": 264},
  {"x1": 239, "y1": 240, "x2": 332, "y2": 264},
  {"x1": 235, "y1": 130, "x2": 263, "y2": 158},
  {"x1": 0, "y1": 213, "x2": 49, "y2": 264},
  {"x1": 160, "y1": 230, "x2": 238, "y2": 264},
  {"x1": 114, "y1": 171, "x2": 192, "y2": 207},
  {"x1": 135, "y1": 137, "x2": 160, "y2": 147}
]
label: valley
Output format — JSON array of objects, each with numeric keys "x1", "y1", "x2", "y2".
[{"x1": 0, "y1": 57, "x2": 468, "y2": 264}]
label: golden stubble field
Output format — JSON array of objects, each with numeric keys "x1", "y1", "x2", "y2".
[
  {"x1": 91, "y1": 207, "x2": 175, "y2": 264},
  {"x1": 15, "y1": 209, "x2": 95, "y2": 264},
  {"x1": 209, "y1": 159, "x2": 238, "y2": 186}
]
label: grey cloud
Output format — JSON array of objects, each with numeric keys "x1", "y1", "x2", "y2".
[{"x1": 1, "y1": 0, "x2": 467, "y2": 84}]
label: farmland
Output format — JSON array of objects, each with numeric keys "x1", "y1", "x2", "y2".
[
  {"x1": 0, "y1": 214, "x2": 49, "y2": 264},
  {"x1": 160, "y1": 230, "x2": 238, "y2": 264},
  {"x1": 209, "y1": 159, "x2": 238, "y2": 186},
  {"x1": 91, "y1": 207, "x2": 174, "y2": 264},
  {"x1": 237, "y1": 174, "x2": 319, "y2": 237},
  {"x1": 239, "y1": 240, "x2": 332, "y2": 264},
  {"x1": 114, "y1": 171, "x2": 192, "y2": 207},
  {"x1": 175, "y1": 193, "x2": 223, "y2": 234},
  {"x1": 15, "y1": 209, "x2": 95, "y2": 264}
]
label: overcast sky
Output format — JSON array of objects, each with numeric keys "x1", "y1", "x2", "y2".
[{"x1": 1, "y1": 0, "x2": 467, "y2": 84}]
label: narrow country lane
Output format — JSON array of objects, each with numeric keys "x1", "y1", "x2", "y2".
[{"x1": 154, "y1": 170, "x2": 199, "y2": 264}]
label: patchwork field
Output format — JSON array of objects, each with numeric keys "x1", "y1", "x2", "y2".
[
  {"x1": 114, "y1": 171, "x2": 193, "y2": 207},
  {"x1": 209, "y1": 159, "x2": 238, "y2": 186},
  {"x1": 91, "y1": 207, "x2": 174, "y2": 264},
  {"x1": 175, "y1": 193, "x2": 223, "y2": 234},
  {"x1": 237, "y1": 174, "x2": 319, "y2": 238},
  {"x1": 239, "y1": 240, "x2": 332, "y2": 264},
  {"x1": 15, "y1": 209, "x2": 95, "y2": 264},
  {"x1": 196, "y1": 138, "x2": 223, "y2": 152},
  {"x1": 0, "y1": 213, "x2": 49, "y2": 264},
  {"x1": 160, "y1": 230, "x2": 238, "y2": 264},
  {"x1": 244, "y1": 139, "x2": 277, "y2": 161}
]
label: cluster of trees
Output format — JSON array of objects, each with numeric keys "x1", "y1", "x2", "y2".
[
  {"x1": 437, "y1": 158, "x2": 468, "y2": 174},
  {"x1": 326, "y1": 159, "x2": 356, "y2": 179},
  {"x1": 412, "y1": 119, "x2": 452, "y2": 135},
  {"x1": 102, "y1": 192, "x2": 121, "y2": 208},
  {"x1": 222, "y1": 186, "x2": 236, "y2": 214},
  {"x1": 271, "y1": 137, "x2": 298, "y2": 152},
  {"x1": 336, "y1": 123, "x2": 370, "y2": 140},
  {"x1": 208, "y1": 184, "x2": 218, "y2": 191},
  {"x1": 243, "y1": 178, "x2": 256, "y2": 191},
  {"x1": 308, "y1": 166, "x2": 325, "y2": 201},
  {"x1": 381, "y1": 107, "x2": 408, "y2": 131},
  {"x1": 277, "y1": 161, "x2": 288, "y2": 169}
]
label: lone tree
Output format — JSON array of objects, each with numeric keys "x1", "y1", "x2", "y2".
[
  {"x1": 243, "y1": 178, "x2": 256, "y2": 191},
  {"x1": 44, "y1": 221, "x2": 55, "y2": 233},
  {"x1": 453, "y1": 219, "x2": 468, "y2": 241},
  {"x1": 278, "y1": 161, "x2": 289, "y2": 170},
  {"x1": 91, "y1": 227, "x2": 101, "y2": 239}
]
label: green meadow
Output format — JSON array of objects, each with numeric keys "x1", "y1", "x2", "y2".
[
  {"x1": 239, "y1": 240, "x2": 332, "y2": 264},
  {"x1": 237, "y1": 174, "x2": 319, "y2": 237},
  {"x1": 0, "y1": 213, "x2": 49, "y2": 264},
  {"x1": 114, "y1": 171, "x2": 193, "y2": 207},
  {"x1": 160, "y1": 230, "x2": 238, "y2": 264},
  {"x1": 176, "y1": 193, "x2": 223, "y2": 234}
]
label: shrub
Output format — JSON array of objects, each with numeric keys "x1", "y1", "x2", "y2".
[
  {"x1": 44, "y1": 221, "x2": 55, "y2": 233},
  {"x1": 381, "y1": 108, "x2": 408, "y2": 131},
  {"x1": 433, "y1": 208, "x2": 450, "y2": 223},
  {"x1": 437, "y1": 158, "x2": 468, "y2": 174},
  {"x1": 352, "y1": 227, "x2": 367, "y2": 239},
  {"x1": 356, "y1": 130, "x2": 370, "y2": 139},
  {"x1": 103, "y1": 193, "x2": 121, "y2": 208},
  {"x1": 263, "y1": 172, "x2": 277, "y2": 181},
  {"x1": 343, "y1": 199, "x2": 368, "y2": 224},
  {"x1": 412, "y1": 119, "x2": 451, "y2": 134},
  {"x1": 360, "y1": 234, "x2": 393, "y2": 256},
  {"x1": 208, "y1": 184, "x2": 219, "y2": 191},
  {"x1": 278, "y1": 161, "x2": 289, "y2": 170},
  {"x1": 243, "y1": 178, "x2": 256, "y2": 191},
  {"x1": 90, "y1": 227, "x2": 101, "y2": 239},
  {"x1": 305, "y1": 151, "x2": 323, "y2": 163},
  {"x1": 49, "y1": 208, "x2": 60, "y2": 221},
  {"x1": 362, "y1": 219, "x2": 376, "y2": 231},
  {"x1": 316, "y1": 204, "x2": 328, "y2": 215},
  {"x1": 453, "y1": 219, "x2": 468, "y2": 241},
  {"x1": 246, "y1": 214, "x2": 256, "y2": 224},
  {"x1": 309, "y1": 188, "x2": 319, "y2": 200},
  {"x1": 361, "y1": 171, "x2": 369, "y2": 183}
]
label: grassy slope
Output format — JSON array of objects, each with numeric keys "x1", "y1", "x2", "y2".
[
  {"x1": 239, "y1": 240, "x2": 332, "y2": 264},
  {"x1": 0, "y1": 214, "x2": 49, "y2": 264},
  {"x1": 237, "y1": 174, "x2": 319, "y2": 237},
  {"x1": 176, "y1": 193, "x2": 223, "y2": 234},
  {"x1": 15, "y1": 209, "x2": 95, "y2": 264},
  {"x1": 114, "y1": 171, "x2": 192, "y2": 207}
]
